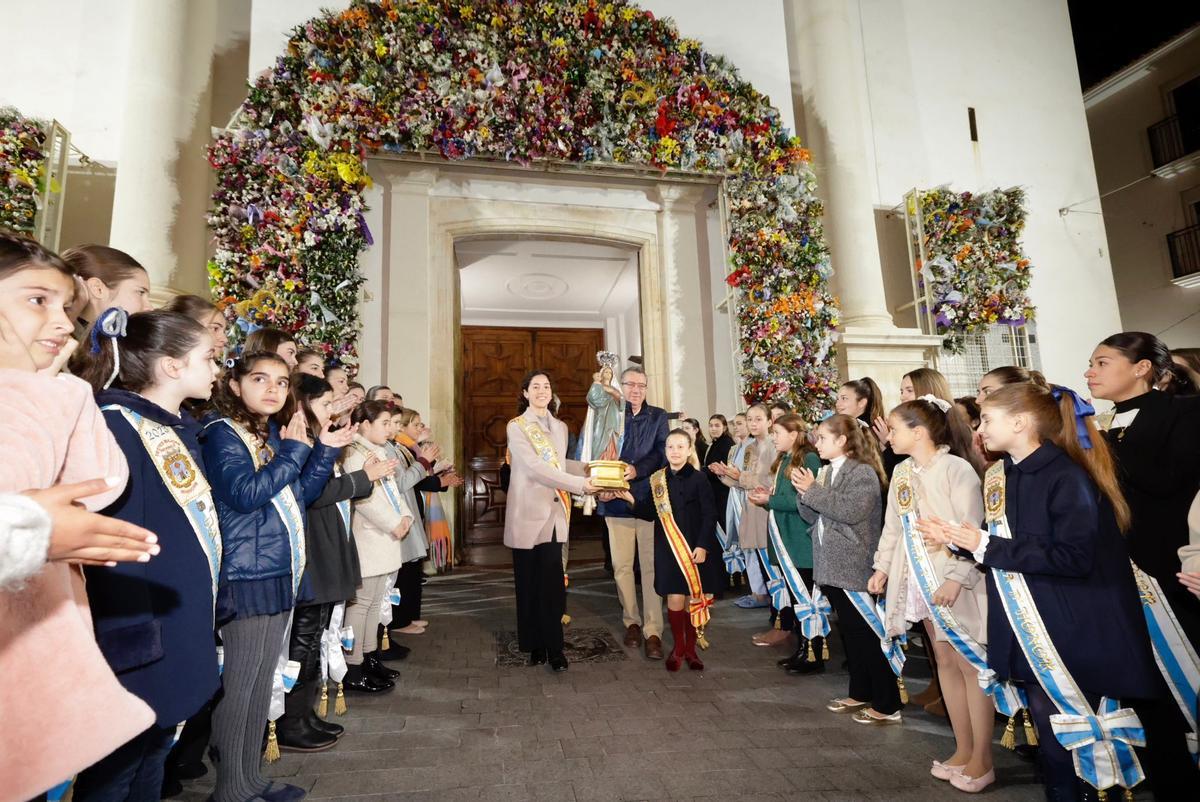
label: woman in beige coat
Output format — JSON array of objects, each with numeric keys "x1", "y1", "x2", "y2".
[
  {"x1": 505, "y1": 370, "x2": 597, "y2": 672},
  {"x1": 711, "y1": 403, "x2": 779, "y2": 639},
  {"x1": 342, "y1": 401, "x2": 413, "y2": 693},
  {"x1": 867, "y1": 398, "x2": 992, "y2": 789}
]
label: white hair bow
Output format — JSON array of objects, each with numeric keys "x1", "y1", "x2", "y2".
[{"x1": 918, "y1": 394, "x2": 952, "y2": 413}]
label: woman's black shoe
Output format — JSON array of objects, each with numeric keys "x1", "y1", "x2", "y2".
[
  {"x1": 548, "y1": 653, "x2": 568, "y2": 672},
  {"x1": 786, "y1": 659, "x2": 825, "y2": 675},
  {"x1": 364, "y1": 652, "x2": 401, "y2": 680},
  {"x1": 528, "y1": 649, "x2": 547, "y2": 666},
  {"x1": 343, "y1": 663, "x2": 394, "y2": 694}
]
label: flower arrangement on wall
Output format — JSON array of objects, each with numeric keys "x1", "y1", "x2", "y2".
[
  {"x1": 914, "y1": 187, "x2": 1035, "y2": 353},
  {"x1": 0, "y1": 107, "x2": 49, "y2": 234},
  {"x1": 208, "y1": 0, "x2": 838, "y2": 416}
]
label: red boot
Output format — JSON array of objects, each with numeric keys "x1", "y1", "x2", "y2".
[
  {"x1": 666, "y1": 609, "x2": 687, "y2": 672},
  {"x1": 683, "y1": 617, "x2": 704, "y2": 671}
]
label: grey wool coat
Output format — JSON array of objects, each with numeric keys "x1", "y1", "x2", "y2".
[{"x1": 796, "y1": 458, "x2": 884, "y2": 592}]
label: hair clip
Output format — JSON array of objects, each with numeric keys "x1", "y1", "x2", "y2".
[
  {"x1": 224, "y1": 357, "x2": 238, "y2": 369},
  {"x1": 918, "y1": 394, "x2": 952, "y2": 413}
]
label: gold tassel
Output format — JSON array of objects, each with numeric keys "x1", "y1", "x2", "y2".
[
  {"x1": 1122, "y1": 790, "x2": 1135, "y2": 802},
  {"x1": 381, "y1": 630, "x2": 390, "y2": 650},
  {"x1": 897, "y1": 676, "x2": 909, "y2": 705},
  {"x1": 1022, "y1": 709, "x2": 1039, "y2": 746},
  {"x1": 335, "y1": 682, "x2": 348, "y2": 715},
  {"x1": 696, "y1": 629, "x2": 710, "y2": 650},
  {"x1": 561, "y1": 614, "x2": 571, "y2": 626},
  {"x1": 901, "y1": 640, "x2": 909, "y2": 652},
  {"x1": 805, "y1": 640, "x2": 815, "y2": 661},
  {"x1": 1097, "y1": 790, "x2": 1108, "y2": 802},
  {"x1": 821, "y1": 640, "x2": 830, "y2": 661},
  {"x1": 1000, "y1": 715, "x2": 1017, "y2": 750},
  {"x1": 318, "y1": 682, "x2": 329, "y2": 718},
  {"x1": 774, "y1": 616, "x2": 781, "y2": 630},
  {"x1": 264, "y1": 721, "x2": 280, "y2": 763}
]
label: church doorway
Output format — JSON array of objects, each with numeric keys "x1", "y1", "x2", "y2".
[{"x1": 456, "y1": 237, "x2": 642, "y2": 565}]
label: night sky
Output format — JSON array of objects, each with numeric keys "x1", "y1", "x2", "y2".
[{"x1": 1068, "y1": 1, "x2": 1200, "y2": 90}]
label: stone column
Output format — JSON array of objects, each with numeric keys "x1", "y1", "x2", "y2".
[
  {"x1": 784, "y1": 0, "x2": 941, "y2": 403},
  {"x1": 653, "y1": 183, "x2": 711, "y2": 416},
  {"x1": 108, "y1": 0, "x2": 215, "y2": 291}
]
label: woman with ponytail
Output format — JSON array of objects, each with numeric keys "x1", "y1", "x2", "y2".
[
  {"x1": 70, "y1": 310, "x2": 223, "y2": 801},
  {"x1": 922, "y1": 382, "x2": 1190, "y2": 800}
]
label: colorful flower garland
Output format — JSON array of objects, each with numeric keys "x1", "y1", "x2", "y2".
[
  {"x1": 914, "y1": 187, "x2": 1034, "y2": 354},
  {"x1": 0, "y1": 107, "x2": 49, "y2": 234},
  {"x1": 208, "y1": 0, "x2": 837, "y2": 417}
]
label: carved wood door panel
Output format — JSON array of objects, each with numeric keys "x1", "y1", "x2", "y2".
[{"x1": 461, "y1": 326, "x2": 606, "y2": 560}]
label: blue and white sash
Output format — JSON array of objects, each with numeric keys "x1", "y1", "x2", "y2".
[
  {"x1": 845, "y1": 590, "x2": 907, "y2": 677},
  {"x1": 1130, "y1": 562, "x2": 1200, "y2": 763},
  {"x1": 766, "y1": 509, "x2": 830, "y2": 639},
  {"x1": 221, "y1": 419, "x2": 306, "y2": 596},
  {"x1": 350, "y1": 441, "x2": 407, "y2": 518},
  {"x1": 983, "y1": 463, "x2": 1145, "y2": 792},
  {"x1": 105, "y1": 405, "x2": 222, "y2": 617},
  {"x1": 722, "y1": 489, "x2": 748, "y2": 574},
  {"x1": 892, "y1": 460, "x2": 1023, "y2": 718}
]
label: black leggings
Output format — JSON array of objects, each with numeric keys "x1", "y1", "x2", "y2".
[
  {"x1": 391, "y1": 559, "x2": 424, "y2": 627},
  {"x1": 825, "y1": 585, "x2": 902, "y2": 715}
]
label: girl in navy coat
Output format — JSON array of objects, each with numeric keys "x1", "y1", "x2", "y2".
[
  {"x1": 923, "y1": 383, "x2": 1168, "y2": 801},
  {"x1": 69, "y1": 310, "x2": 222, "y2": 802},
  {"x1": 201, "y1": 352, "x2": 350, "y2": 802}
]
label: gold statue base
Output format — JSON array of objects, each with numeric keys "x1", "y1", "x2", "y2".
[{"x1": 587, "y1": 460, "x2": 630, "y2": 490}]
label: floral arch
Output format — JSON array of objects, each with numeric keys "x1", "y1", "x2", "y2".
[{"x1": 207, "y1": 0, "x2": 838, "y2": 418}]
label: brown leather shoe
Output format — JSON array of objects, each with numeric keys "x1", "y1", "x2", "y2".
[
  {"x1": 623, "y1": 624, "x2": 643, "y2": 649},
  {"x1": 644, "y1": 635, "x2": 664, "y2": 660}
]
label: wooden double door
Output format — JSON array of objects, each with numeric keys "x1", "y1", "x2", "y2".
[{"x1": 460, "y1": 326, "x2": 607, "y2": 561}]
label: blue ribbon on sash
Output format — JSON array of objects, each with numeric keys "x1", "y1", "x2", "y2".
[
  {"x1": 767, "y1": 510, "x2": 830, "y2": 639},
  {"x1": 756, "y1": 547, "x2": 790, "y2": 611}
]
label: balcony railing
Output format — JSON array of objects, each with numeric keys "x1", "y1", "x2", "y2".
[
  {"x1": 1148, "y1": 114, "x2": 1200, "y2": 169},
  {"x1": 1167, "y1": 223, "x2": 1200, "y2": 282}
]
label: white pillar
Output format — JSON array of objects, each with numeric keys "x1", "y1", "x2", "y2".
[
  {"x1": 783, "y1": 0, "x2": 941, "y2": 400},
  {"x1": 654, "y1": 183, "x2": 711, "y2": 416},
  {"x1": 108, "y1": 0, "x2": 206, "y2": 289},
  {"x1": 784, "y1": 0, "x2": 893, "y2": 330}
]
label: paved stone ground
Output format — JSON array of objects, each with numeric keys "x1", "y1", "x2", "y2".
[{"x1": 179, "y1": 564, "x2": 1062, "y2": 801}]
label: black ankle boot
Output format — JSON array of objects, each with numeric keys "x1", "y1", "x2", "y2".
[
  {"x1": 364, "y1": 651, "x2": 400, "y2": 681},
  {"x1": 777, "y1": 638, "x2": 807, "y2": 667},
  {"x1": 275, "y1": 680, "x2": 338, "y2": 752},
  {"x1": 528, "y1": 648, "x2": 547, "y2": 666},
  {"x1": 787, "y1": 637, "x2": 825, "y2": 675},
  {"x1": 343, "y1": 663, "x2": 393, "y2": 694},
  {"x1": 304, "y1": 681, "x2": 344, "y2": 739}
]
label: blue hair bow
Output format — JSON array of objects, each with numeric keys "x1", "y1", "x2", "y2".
[
  {"x1": 1050, "y1": 385, "x2": 1095, "y2": 449},
  {"x1": 89, "y1": 307, "x2": 128, "y2": 354}
]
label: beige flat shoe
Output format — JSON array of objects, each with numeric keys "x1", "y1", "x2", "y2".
[
  {"x1": 826, "y1": 698, "x2": 868, "y2": 713},
  {"x1": 852, "y1": 708, "x2": 902, "y2": 725}
]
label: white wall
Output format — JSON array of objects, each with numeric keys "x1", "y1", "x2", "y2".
[
  {"x1": 1085, "y1": 37, "x2": 1200, "y2": 348},
  {"x1": 851, "y1": 0, "x2": 1122, "y2": 388},
  {"x1": 0, "y1": 0, "x2": 132, "y2": 162}
]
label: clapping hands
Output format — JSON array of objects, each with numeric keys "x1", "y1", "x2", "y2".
[
  {"x1": 917, "y1": 515, "x2": 984, "y2": 553},
  {"x1": 362, "y1": 454, "x2": 399, "y2": 482},
  {"x1": 789, "y1": 466, "x2": 815, "y2": 493},
  {"x1": 318, "y1": 420, "x2": 358, "y2": 448},
  {"x1": 748, "y1": 486, "x2": 770, "y2": 506}
]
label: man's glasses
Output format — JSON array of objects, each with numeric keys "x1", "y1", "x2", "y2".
[{"x1": 621, "y1": 382, "x2": 647, "y2": 390}]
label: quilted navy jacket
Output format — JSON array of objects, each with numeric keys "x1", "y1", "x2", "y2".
[{"x1": 201, "y1": 417, "x2": 338, "y2": 585}]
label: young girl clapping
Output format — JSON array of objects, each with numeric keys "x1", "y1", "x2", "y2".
[
  {"x1": 793, "y1": 415, "x2": 900, "y2": 724},
  {"x1": 867, "y1": 397, "x2": 994, "y2": 791},
  {"x1": 202, "y1": 353, "x2": 346, "y2": 802}
]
